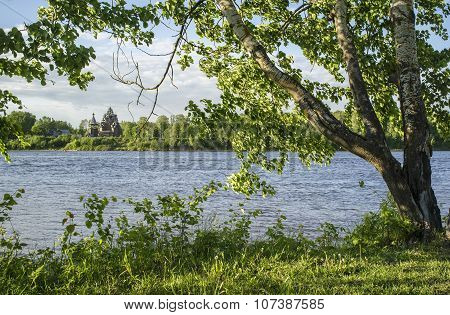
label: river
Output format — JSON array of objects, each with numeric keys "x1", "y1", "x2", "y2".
[{"x1": 1, "y1": 150, "x2": 448, "y2": 247}]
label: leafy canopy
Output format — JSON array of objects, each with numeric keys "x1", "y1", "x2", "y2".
[
  {"x1": 6, "y1": 111, "x2": 36, "y2": 134},
  {"x1": 179, "y1": 0, "x2": 449, "y2": 166}
]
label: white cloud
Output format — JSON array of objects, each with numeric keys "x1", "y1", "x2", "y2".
[{"x1": 1, "y1": 34, "x2": 221, "y2": 125}]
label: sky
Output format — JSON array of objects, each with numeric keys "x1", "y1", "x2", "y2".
[{"x1": 0, "y1": 0, "x2": 448, "y2": 126}]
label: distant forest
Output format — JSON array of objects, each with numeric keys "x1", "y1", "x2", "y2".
[{"x1": 5, "y1": 110, "x2": 449, "y2": 151}]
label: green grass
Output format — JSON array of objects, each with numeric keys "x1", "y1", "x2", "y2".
[{"x1": 1, "y1": 232, "x2": 449, "y2": 295}]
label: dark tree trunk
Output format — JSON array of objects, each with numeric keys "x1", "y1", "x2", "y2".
[
  {"x1": 404, "y1": 146, "x2": 442, "y2": 230},
  {"x1": 378, "y1": 154, "x2": 423, "y2": 223},
  {"x1": 376, "y1": 150, "x2": 442, "y2": 233}
]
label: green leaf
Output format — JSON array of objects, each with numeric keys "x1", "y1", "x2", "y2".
[{"x1": 66, "y1": 224, "x2": 75, "y2": 234}]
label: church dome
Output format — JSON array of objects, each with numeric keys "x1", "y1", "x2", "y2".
[{"x1": 90, "y1": 113, "x2": 98, "y2": 125}]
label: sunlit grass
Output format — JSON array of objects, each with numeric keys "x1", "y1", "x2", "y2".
[{"x1": 1, "y1": 233, "x2": 448, "y2": 295}]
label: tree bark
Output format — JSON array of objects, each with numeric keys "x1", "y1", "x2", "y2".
[
  {"x1": 377, "y1": 152, "x2": 424, "y2": 224},
  {"x1": 334, "y1": 0, "x2": 385, "y2": 142},
  {"x1": 390, "y1": 0, "x2": 442, "y2": 232}
]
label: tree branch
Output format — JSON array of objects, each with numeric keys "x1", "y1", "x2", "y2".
[
  {"x1": 333, "y1": 0, "x2": 385, "y2": 142},
  {"x1": 280, "y1": 2, "x2": 312, "y2": 32},
  {"x1": 111, "y1": 0, "x2": 206, "y2": 92},
  {"x1": 111, "y1": 0, "x2": 206, "y2": 117},
  {"x1": 215, "y1": 0, "x2": 381, "y2": 164}
]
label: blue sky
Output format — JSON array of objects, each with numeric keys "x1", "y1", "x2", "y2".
[{"x1": 0, "y1": 0, "x2": 448, "y2": 126}]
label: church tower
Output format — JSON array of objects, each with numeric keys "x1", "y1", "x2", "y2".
[{"x1": 88, "y1": 113, "x2": 99, "y2": 137}]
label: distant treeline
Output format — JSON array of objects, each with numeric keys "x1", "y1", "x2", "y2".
[
  {"x1": 5, "y1": 112, "x2": 233, "y2": 151},
  {"x1": 4, "y1": 111, "x2": 449, "y2": 151}
]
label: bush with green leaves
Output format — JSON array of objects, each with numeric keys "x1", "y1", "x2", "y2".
[
  {"x1": 60, "y1": 182, "x2": 221, "y2": 250},
  {"x1": 48, "y1": 135, "x2": 73, "y2": 149},
  {"x1": 316, "y1": 222, "x2": 347, "y2": 249},
  {"x1": 346, "y1": 195, "x2": 419, "y2": 248}
]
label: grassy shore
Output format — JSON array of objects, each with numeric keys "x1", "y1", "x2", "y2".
[
  {"x1": 1, "y1": 191, "x2": 449, "y2": 295},
  {"x1": 1, "y1": 233, "x2": 449, "y2": 294}
]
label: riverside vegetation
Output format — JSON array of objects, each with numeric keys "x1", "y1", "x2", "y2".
[
  {"x1": 4, "y1": 111, "x2": 450, "y2": 151},
  {"x1": 1, "y1": 185, "x2": 449, "y2": 295}
]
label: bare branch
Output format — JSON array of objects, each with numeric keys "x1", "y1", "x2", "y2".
[
  {"x1": 127, "y1": 101, "x2": 135, "y2": 122},
  {"x1": 136, "y1": 47, "x2": 173, "y2": 57},
  {"x1": 280, "y1": 2, "x2": 312, "y2": 32},
  {"x1": 111, "y1": 0, "x2": 206, "y2": 95},
  {"x1": 136, "y1": 88, "x2": 159, "y2": 137}
]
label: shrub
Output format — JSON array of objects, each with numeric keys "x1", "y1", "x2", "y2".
[
  {"x1": 28, "y1": 135, "x2": 50, "y2": 149},
  {"x1": 48, "y1": 135, "x2": 73, "y2": 149},
  {"x1": 316, "y1": 222, "x2": 346, "y2": 249},
  {"x1": 346, "y1": 195, "x2": 419, "y2": 248},
  {"x1": 0, "y1": 189, "x2": 26, "y2": 252}
]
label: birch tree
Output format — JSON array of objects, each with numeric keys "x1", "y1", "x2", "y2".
[{"x1": 206, "y1": 0, "x2": 448, "y2": 236}]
